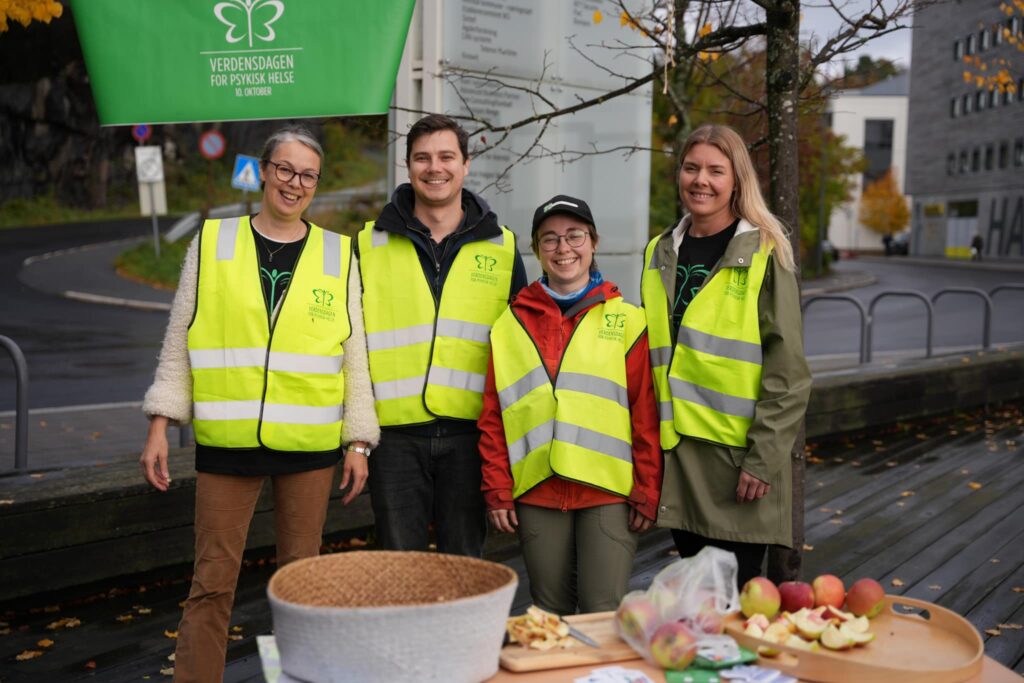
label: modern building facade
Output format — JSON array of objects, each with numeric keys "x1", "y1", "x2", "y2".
[
  {"x1": 828, "y1": 73, "x2": 910, "y2": 252},
  {"x1": 906, "y1": 0, "x2": 1024, "y2": 260}
]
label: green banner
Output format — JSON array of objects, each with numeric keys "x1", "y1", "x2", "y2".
[{"x1": 70, "y1": 0, "x2": 415, "y2": 125}]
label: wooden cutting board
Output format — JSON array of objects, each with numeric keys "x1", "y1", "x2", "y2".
[{"x1": 499, "y1": 611, "x2": 640, "y2": 672}]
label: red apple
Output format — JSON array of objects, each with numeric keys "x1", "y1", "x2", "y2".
[
  {"x1": 778, "y1": 581, "x2": 815, "y2": 613},
  {"x1": 845, "y1": 578, "x2": 886, "y2": 618},
  {"x1": 615, "y1": 593, "x2": 660, "y2": 644},
  {"x1": 649, "y1": 621, "x2": 698, "y2": 670},
  {"x1": 740, "y1": 577, "x2": 781, "y2": 619},
  {"x1": 812, "y1": 574, "x2": 846, "y2": 610}
]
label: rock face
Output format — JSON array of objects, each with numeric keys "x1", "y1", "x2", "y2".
[{"x1": 0, "y1": 7, "x2": 313, "y2": 212}]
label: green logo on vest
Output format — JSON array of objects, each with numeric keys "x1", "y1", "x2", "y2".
[
  {"x1": 308, "y1": 288, "x2": 336, "y2": 322},
  {"x1": 598, "y1": 313, "x2": 626, "y2": 342},
  {"x1": 470, "y1": 253, "x2": 499, "y2": 285},
  {"x1": 725, "y1": 268, "x2": 749, "y2": 300}
]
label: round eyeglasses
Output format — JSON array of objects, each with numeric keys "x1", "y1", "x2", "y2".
[
  {"x1": 267, "y1": 160, "x2": 320, "y2": 189},
  {"x1": 538, "y1": 228, "x2": 589, "y2": 252}
]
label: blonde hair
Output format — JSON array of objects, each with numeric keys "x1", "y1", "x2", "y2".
[{"x1": 679, "y1": 124, "x2": 796, "y2": 272}]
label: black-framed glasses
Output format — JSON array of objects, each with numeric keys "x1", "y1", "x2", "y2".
[
  {"x1": 538, "y1": 229, "x2": 589, "y2": 252},
  {"x1": 267, "y1": 160, "x2": 320, "y2": 189}
]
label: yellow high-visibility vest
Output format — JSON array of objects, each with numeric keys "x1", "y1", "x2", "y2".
[
  {"x1": 188, "y1": 216, "x2": 351, "y2": 451},
  {"x1": 490, "y1": 297, "x2": 645, "y2": 498},
  {"x1": 358, "y1": 222, "x2": 515, "y2": 425},
  {"x1": 641, "y1": 234, "x2": 770, "y2": 448}
]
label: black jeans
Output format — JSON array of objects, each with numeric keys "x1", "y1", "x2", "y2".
[
  {"x1": 368, "y1": 429, "x2": 486, "y2": 557},
  {"x1": 670, "y1": 529, "x2": 767, "y2": 589}
]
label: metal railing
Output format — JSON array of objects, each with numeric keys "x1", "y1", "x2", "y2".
[
  {"x1": 803, "y1": 283, "x2": 1024, "y2": 365},
  {"x1": 0, "y1": 335, "x2": 28, "y2": 473}
]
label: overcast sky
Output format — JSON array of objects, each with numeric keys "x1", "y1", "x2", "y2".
[{"x1": 798, "y1": 1, "x2": 914, "y2": 72}]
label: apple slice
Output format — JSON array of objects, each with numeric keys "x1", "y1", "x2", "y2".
[
  {"x1": 840, "y1": 623, "x2": 875, "y2": 646},
  {"x1": 785, "y1": 634, "x2": 820, "y2": 652},
  {"x1": 744, "y1": 613, "x2": 771, "y2": 631},
  {"x1": 744, "y1": 622, "x2": 765, "y2": 639},
  {"x1": 845, "y1": 615, "x2": 871, "y2": 634},
  {"x1": 792, "y1": 610, "x2": 829, "y2": 641},
  {"x1": 820, "y1": 624, "x2": 856, "y2": 651}
]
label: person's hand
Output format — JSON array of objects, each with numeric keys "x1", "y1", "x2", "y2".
[
  {"x1": 339, "y1": 443, "x2": 370, "y2": 505},
  {"x1": 628, "y1": 507, "x2": 653, "y2": 533},
  {"x1": 736, "y1": 470, "x2": 770, "y2": 503},
  {"x1": 140, "y1": 416, "x2": 171, "y2": 491},
  {"x1": 488, "y1": 508, "x2": 518, "y2": 534}
]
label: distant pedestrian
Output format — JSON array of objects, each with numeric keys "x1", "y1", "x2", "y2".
[
  {"x1": 971, "y1": 233, "x2": 983, "y2": 261},
  {"x1": 641, "y1": 124, "x2": 812, "y2": 588},
  {"x1": 139, "y1": 125, "x2": 378, "y2": 683},
  {"x1": 479, "y1": 195, "x2": 662, "y2": 615}
]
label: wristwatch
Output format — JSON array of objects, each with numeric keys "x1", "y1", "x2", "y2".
[{"x1": 347, "y1": 444, "x2": 372, "y2": 457}]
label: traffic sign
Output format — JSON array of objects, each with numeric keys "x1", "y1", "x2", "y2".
[
  {"x1": 134, "y1": 146, "x2": 164, "y2": 183},
  {"x1": 132, "y1": 124, "x2": 152, "y2": 144},
  {"x1": 231, "y1": 154, "x2": 262, "y2": 192},
  {"x1": 199, "y1": 130, "x2": 226, "y2": 160}
]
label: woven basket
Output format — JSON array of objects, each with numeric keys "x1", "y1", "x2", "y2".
[{"x1": 267, "y1": 551, "x2": 518, "y2": 682}]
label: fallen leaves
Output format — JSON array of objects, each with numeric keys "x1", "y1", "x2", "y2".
[
  {"x1": 968, "y1": 482, "x2": 983, "y2": 490},
  {"x1": 900, "y1": 490, "x2": 915, "y2": 497},
  {"x1": 46, "y1": 617, "x2": 81, "y2": 630},
  {"x1": 115, "y1": 614, "x2": 134, "y2": 623},
  {"x1": 806, "y1": 455, "x2": 824, "y2": 464},
  {"x1": 0, "y1": 499, "x2": 14, "y2": 505},
  {"x1": 802, "y1": 544, "x2": 814, "y2": 551},
  {"x1": 164, "y1": 630, "x2": 178, "y2": 639},
  {"x1": 891, "y1": 578, "x2": 905, "y2": 587},
  {"x1": 928, "y1": 585, "x2": 942, "y2": 591},
  {"x1": 84, "y1": 660, "x2": 96, "y2": 670},
  {"x1": 985, "y1": 628, "x2": 1001, "y2": 637},
  {"x1": 16, "y1": 650, "x2": 43, "y2": 661},
  {"x1": 1013, "y1": 587, "x2": 1024, "y2": 593},
  {"x1": 160, "y1": 667, "x2": 175, "y2": 676},
  {"x1": 36, "y1": 638, "x2": 54, "y2": 648},
  {"x1": 998, "y1": 623, "x2": 1022, "y2": 630}
]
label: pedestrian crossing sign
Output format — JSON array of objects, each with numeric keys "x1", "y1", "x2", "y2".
[{"x1": 231, "y1": 154, "x2": 261, "y2": 192}]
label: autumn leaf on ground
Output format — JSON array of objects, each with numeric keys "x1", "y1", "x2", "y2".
[
  {"x1": 1013, "y1": 587, "x2": 1024, "y2": 593},
  {"x1": 16, "y1": 650, "x2": 43, "y2": 660},
  {"x1": 891, "y1": 578, "x2": 905, "y2": 587},
  {"x1": 0, "y1": 500, "x2": 13, "y2": 505},
  {"x1": 803, "y1": 544, "x2": 814, "y2": 551},
  {"x1": 997, "y1": 623, "x2": 1022, "y2": 630},
  {"x1": 985, "y1": 628, "x2": 1001, "y2": 637},
  {"x1": 115, "y1": 614, "x2": 134, "y2": 623},
  {"x1": 39, "y1": 420, "x2": 47, "y2": 428},
  {"x1": 84, "y1": 661, "x2": 96, "y2": 670},
  {"x1": 886, "y1": 461, "x2": 898, "y2": 467},
  {"x1": 227, "y1": 634, "x2": 243, "y2": 641},
  {"x1": 819, "y1": 507, "x2": 832, "y2": 513},
  {"x1": 29, "y1": 473, "x2": 45, "y2": 479},
  {"x1": 167, "y1": 653, "x2": 175, "y2": 662},
  {"x1": 928, "y1": 585, "x2": 942, "y2": 591},
  {"x1": 896, "y1": 501, "x2": 906, "y2": 507},
  {"x1": 991, "y1": 558, "x2": 1001, "y2": 564},
  {"x1": 968, "y1": 482, "x2": 983, "y2": 490},
  {"x1": 37, "y1": 639, "x2": 54, "y2": 648},
  {"x1": 807, "y1": 455, "x2": 824, "y2": 464},
  {"x1": 231, "y1": 626, "x2": 243, "y2": 633},
  {"x1": 900, "y1": 491, "x2": 915, "y2": 497},
  {"x1": 833, "y1": 457, "x2": 844, "y2": 463},
  {"x1": 872, "y1": 440, "x2": 884, "y2": 446},
  {"x1": 960, "y1": 469, "x2": 970, "y2": 475},
  {"x1": 850, "y1": 460, "x2": 861, "y2": 467},
  {"x1": 160, "y1": 667, "x2": 175, "y2": 676},
  {"x1": 136, "y1": 607, "x2": 152, "y2": 615},
  {"x1": 916, "y1": 433, "x2": 928, "y2": 440},
  {"x1": 829, "y1": 519, "x2": 843, "y2": 525},
  {"x1": 0, "y1": 627, "x2": 10, "y2": 636},
  {"x1": 46, "y1": 617, "x2": 80, "y2": 630},
  {"x1": 164, "y1": 630, "x2": 178, "y2": 639}
]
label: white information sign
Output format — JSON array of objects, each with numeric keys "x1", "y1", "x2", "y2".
[{"x1": 134, "y1": 146, "x2": 165, "y2": 183}]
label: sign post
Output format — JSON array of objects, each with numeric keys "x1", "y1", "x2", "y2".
[{"x1": 134, "y1": 145, "x2": 165, "y2": 258}]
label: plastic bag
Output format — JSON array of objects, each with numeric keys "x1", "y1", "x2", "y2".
[{"x1": 614, "y1": 546, "x2": 740, "y2": 666}]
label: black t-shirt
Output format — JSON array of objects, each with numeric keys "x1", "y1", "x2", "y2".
[
  {"x1": 195, "y1": 220, "x2": 343, "y2": 476},
  {"x1": 671, "y1": 219, "x2": 739, "y2": 332}
]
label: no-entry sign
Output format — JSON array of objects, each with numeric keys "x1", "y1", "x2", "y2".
[{"x1": 199, "y1": 130, "x2": 226, "y2": 160}]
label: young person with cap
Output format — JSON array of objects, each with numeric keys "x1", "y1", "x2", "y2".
[
  {"x1": 479, "y1": 195, "x2": 662, "y2": 615},
  {"x1": 357, "y1": 114, "x2": 528, "y2": 556}
]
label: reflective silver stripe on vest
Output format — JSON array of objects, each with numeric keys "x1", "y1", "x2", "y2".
[
  {"x1": 193, "y1": 401, "x2": 344, "y2": 424},
  {"x1": 366, "y1": 324, "x2": 435, "y2": 352},
  {"x1": 427, "y1": 366, "x2": 486, "y2": 394},
  {"x1": 436, "y1": 318, "x2": 492, "y2": 344},
  {"x1": 669, "y1": 377, "x2": 757, "y2": 419},
  {"x1": 217, "y1": 217, "x2": 241, "y2": 260},
  {"x1": 556, "y1": 372, "x2": 628, "y2": 409},
  {"x1": 263, "y1": 402, "x2": 344, "y2": 425},
  {"x1": 508, "y1": 419, "x2": 554, "y2": 466},
  {"x1": 190, "y1": 347, "x2": 266, "y2": 369},
  {"x1": 373, "y1": 375, "x2": 425, "y2": 401},
  {"x1": 322, "y1": 230, "x2": 341, "y2": 277},
  {"x1": 554, "y1": 421, "x2": 633, "y2": 463},
  {"x1": 677, "y1": 326, "x2": 762, "y2": 365},
  {"x1": 269, "y1": 352, "x2": 343, "y2": 374},
  {"x1": 649, "y1": 345, "x2": 673, "y2": 369},
  {"x1": 498, "y1": 365, "x2": 550, "y2": 411},
  {"x1": 658, "y1": 400, "x2": 674, "y2": 423},
  {"x1": 371, "y1": 229, "x2": 389, "y2": 247}
]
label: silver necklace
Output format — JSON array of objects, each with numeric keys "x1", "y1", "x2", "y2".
[{"x1": 252, "y1": 219, "x2": 299, "y2": 263}]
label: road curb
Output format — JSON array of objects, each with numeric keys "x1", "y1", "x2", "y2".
[{"x1": 802, "y1": 271, "x2": 877, "y2": 297}]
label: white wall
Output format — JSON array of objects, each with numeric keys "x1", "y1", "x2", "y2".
[{"x1": 828, "y1": 93, "x2": 910, "y2": 251}]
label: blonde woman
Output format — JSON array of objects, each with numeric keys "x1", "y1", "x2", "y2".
[{"x1": 640, "y1": 124, "x2": 811, "y2": 587}]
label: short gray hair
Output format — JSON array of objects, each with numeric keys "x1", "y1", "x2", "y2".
[{"x1": 259, "y1": 125, "x2": 324, "y2": 166}]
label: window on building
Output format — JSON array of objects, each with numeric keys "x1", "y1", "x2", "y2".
[
  {"x1": 953, "y1": 39, "x2": 963, "y2": 60},
  {"x1": 1004, "y1": 88, "x2": 1014, "y2": 105},
  {"x1": 984, "y1": 145, "x2": 994, "y2": 170},
  {"x1": 963, "y1": 93, "x2": 973, "y2": 114},
  {"x1": 994, "y1": 23, "x2": 1003, "y2": 45},
  {"x1": 1011, "y1": 16, "x2": 1021, "y2": 37},
  {"x1": 989, "y1": 89, "x2": 999, "y2": 108},
  {"x1": 980, "y1": 29, "x2": 989, "y2": 51},
  {"x1": 951, "y1": 98, "x2": 959, "y2": 117},
  {"x1": 976, "y1": 91, "x2": 986, "y2": 111},
  {"x1": 863, "y1": 119, "x2": 894, "y2": 184},
  {"x1": 1019, "y1": 79, "x2": 1024, "y2": 102},
  {"x1": 971, "y1": 148, "x2": 981, "y2": 171},
  {"x1": 959, "y1": 150, "x2": 969, "y2": 174},
  {"x1": 947, "y1": 153, "x2": 957, "y2": 175},
  {"x1": 999, "y1": 142, "x2": 1009, "y2": 169},
  {"x1": 1015, "y1": 139, "x2": 1024, "y2": 167},
  {"x1": 966, "y1": 33, "x2": 975, "y2": 55}
]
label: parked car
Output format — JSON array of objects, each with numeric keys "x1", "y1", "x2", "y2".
[
  {"x1": 884, "y1": 234, "x2": 909, "y2": 256},
  {"x1": 821, "y1": 239, "x2": 840, "y2": 263}
]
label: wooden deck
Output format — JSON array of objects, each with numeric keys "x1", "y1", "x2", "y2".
[{"x1": 0, "y1": 401, "x2": 1020, "y2": 681}]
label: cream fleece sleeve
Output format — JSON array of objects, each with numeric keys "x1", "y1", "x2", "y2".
[
  {"x1": 142, "y1": 236, "x2": 198, "y2": 424},
  {"x1": 340, "y1": 256, "x2": 380, "y2": 448}
]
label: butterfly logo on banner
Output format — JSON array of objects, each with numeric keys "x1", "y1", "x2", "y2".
[{"x1": 214, "y1": 0, "x2": 285, "y2": 48}]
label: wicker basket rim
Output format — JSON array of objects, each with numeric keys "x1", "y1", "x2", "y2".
[{"x1": 267, "y1": 551, "x2": 518, "y2": 610}]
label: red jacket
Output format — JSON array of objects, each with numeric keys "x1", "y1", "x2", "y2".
[{"x1": 478, "y1": 280, "x2": 663, "y2": 521}]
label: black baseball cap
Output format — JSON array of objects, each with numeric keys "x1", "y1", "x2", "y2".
[{"x1": 531, "y1": 195, "x2": 596, "y2": 236}]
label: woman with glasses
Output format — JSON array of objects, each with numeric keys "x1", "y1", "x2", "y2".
[
  {"x1": 139, "y1": 125, "x2": 378, "y2": 682},
  {"x1": 641, "y1": 124, "x2": 811, "y2": 587},
  {"x1": 479, "y1": 194, "x2": 661, "y2": 615}
]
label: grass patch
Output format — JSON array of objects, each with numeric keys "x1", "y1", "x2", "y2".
[
  {"x1": 0, "y1": 193, "x2": 143, "y2": 229},
  {"x1": 115, "y1": 239, "x2": 191, "y2": 290}
]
